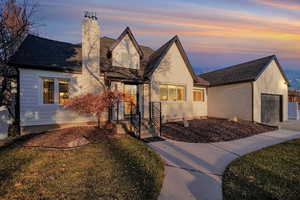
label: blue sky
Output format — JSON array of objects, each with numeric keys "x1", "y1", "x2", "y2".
[{"x1": 36, "y1": 0, "x2": 299, "y2": 76}]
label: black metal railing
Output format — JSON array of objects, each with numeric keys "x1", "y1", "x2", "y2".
[
  {"x1": 110, "y1": 100, "x2": 141, "y2": 139},
  {"x1": 130, "y1": 102, "x2": 142, "y2": 139},
  {"x1": 150, "y1": 102, "x2": 162, "y2": 136}
]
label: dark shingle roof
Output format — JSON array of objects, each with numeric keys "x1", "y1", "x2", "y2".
[
  {"x1": 199, "y1": 55, "x2": 289, "y2": 86},
  {"x1": 9, "y1": 34, "x2": 82, "y2": 73},
  {"x1": 9, "y1": 34, "x2": 154, "y2": 77},
  {"x1": 9, "y1": 32, "x2": 209, "y2": 86}
]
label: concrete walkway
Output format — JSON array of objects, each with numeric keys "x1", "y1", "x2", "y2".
[{"x1": 148, "y1": 129, "x2": 300, "y2": 200}]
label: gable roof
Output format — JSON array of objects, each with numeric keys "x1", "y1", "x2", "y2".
[
  {"x1": 199, "y1": 55, "x2": 289, "y2": 87},
  {"x1": 9, "y1": 34, "x2": 208, "y2": 86},
  {"x1": 8, "y1": 34, "x2": 154, "y2": 75},
  {"x1": 109, "y1": 27, "x2": 144, "y2": 58},
  {"x1": 145, "y1": 35, "x2": 209, "y2": 86},
  {"x1": 9, "y1": 34, "x2": 82, "y2": 73}
]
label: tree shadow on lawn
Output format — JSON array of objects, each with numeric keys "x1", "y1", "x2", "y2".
[
  {"x1": 0, "y1": 145, "x2": 37, "y2": 197},
  {"x1": 97, "y1": 138, "x2": 164, "y2": 200},
  {"x1": 223, "y1": 158, "x2": 300, "y2": 200}
]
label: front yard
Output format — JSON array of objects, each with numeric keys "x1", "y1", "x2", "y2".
[
  {"x1": 223, "y1": 138, "x2": 300, "y2": 200},
  {"x1": 162, "y1": 118, "x2": 277, "y2": 143},
  {"x1": 0, "y1": 127, "x2": 164, "y2": 200}
]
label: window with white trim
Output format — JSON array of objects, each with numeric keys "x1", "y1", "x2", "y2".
[
  {"x1": 59, "y1": 80, "x2": 69, "y2": 105},
  {"x1": 193, "y1": 89, "x2": 205, "y2": 102},
  {"x1": 160, "y1": 85, "x2": 186, "y2": 101},
  {"x1": 43, "y1": 78, "x2": 55, "y2": 104},
  {"x1": 42, "y1": 78, "x2": 69, "y2": 105}
]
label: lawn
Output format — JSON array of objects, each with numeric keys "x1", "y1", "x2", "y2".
[
  {"x1": 162, "y1": 118, "x2": 277, "y2": 143},
  {"x1": 0, "y1": 129, "x2": 164, "y2": 200},
  {"x1": 223, "y1": 138, "x2": 300, "y2": 200}
]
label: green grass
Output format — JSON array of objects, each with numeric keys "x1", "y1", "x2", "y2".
[
  {"x1": 223, "y1": 138, "x2": 300, "y2": 200},
  {"x1": 0, "y1": 137, "x2": 164, "y2": 200}
]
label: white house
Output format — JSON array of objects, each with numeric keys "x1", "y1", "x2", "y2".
[{"x1": 5, "y1": 12, "x2": 289, "y2": 138}]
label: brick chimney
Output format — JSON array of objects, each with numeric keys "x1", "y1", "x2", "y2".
[{"x1": 82, "y1": 11, "x2": 100, "y2": 76}]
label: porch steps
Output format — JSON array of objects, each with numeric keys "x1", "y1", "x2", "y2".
[
  {"x1": 140, "y1": 119, "x2": 156, "y2": 139},
  {"x1": 115, "y1": 119, "x2": 159, "y2": 140}
]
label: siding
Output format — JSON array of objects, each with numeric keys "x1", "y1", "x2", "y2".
[
  {"x1": 253, "y1": 60, "x2": 288, "y2": 122},
  {"x1": 19, "y1": 69, "x2": 96, "y2": 126},
  {"x1": 150, "y1": 43, "x2": 207, "y2": 120},
  {"x1": 207, "y1": 82, "x2": 253, "y2": 120},
  {"x1": 112, "y1": 35, "x2": 140, "y2": 69}
]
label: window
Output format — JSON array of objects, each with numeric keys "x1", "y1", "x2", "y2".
[
  {"x1": 160, "y1": 85, "x2": 186, "y2": 101},
  {"x1": 59, "y1": 80, "x2": 69, "y2": 105},
  {"x1": 160, "y1": 85, "x2": 168, "y2": 101},
  {"x1": 193, "y1": 89, "x2": 205, "y2": 102},
  {"x1": 42, "y1": 78, "x2": 69, "y2": 105},
  {"x1": 177, "y1": 86, "x2": 185, "y2": 101},
  {"x1": 43, "y1": 78, "x2": 55, "y2": 104}
]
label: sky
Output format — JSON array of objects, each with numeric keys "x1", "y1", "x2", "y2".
[{"x1": 35, "y1": 0, "x2": 299, "y2": 77}]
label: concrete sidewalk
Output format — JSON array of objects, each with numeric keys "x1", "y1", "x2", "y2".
[{"x1": 148, "y1": 129, "x2": 300, "y2": 200}]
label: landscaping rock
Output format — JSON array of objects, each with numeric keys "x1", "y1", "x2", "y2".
[{"x1": 67, "y1": 137, "x2": 89, "y2": 147}]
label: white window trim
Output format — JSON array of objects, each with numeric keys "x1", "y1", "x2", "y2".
[
  {"x1": 160, "y1": 84, "x2": 186, "y2": 102},
  {"x1": 40, "y1": 77, "x2": 69, "y2": 105},
  {"x1": 193, "y1": 89, "x2": 206, "y2": 102}
]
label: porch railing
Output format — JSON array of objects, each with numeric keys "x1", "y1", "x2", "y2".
[{"x1": 110, "y1": 100, "x2": 141, "y2": 139}]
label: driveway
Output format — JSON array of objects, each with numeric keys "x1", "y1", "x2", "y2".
[
  {"x1": 277, "y1": 120, "x2": 300, "y2": 132},
  {"x1": 148, "y1": 129, "x2": 300, "y2": 200}
]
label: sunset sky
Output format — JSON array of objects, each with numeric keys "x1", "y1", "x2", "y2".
[{"x1": 37, "y1": 0, "x2": 299, "y2": 75}]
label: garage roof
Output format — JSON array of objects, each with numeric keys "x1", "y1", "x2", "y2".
[{"x1": 199, "y1": 55, "x2": 289, "y2": 87}]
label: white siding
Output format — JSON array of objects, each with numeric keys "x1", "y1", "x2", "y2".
[
  {"x1": 150, "y1": 43, "x2": 207, "y2": 121},
  {"x1": 253, "y1": 60, "x2": 288, "y2": 122},
  {"x1": 19, "y1": 69, "x2": 96, "y2": 126},
  {"x1": 112, "y1": 35, "x2": 140, "y2": 69},
  {"x1": 207, "y1": 82, "x2": 253, "y2": 120}
]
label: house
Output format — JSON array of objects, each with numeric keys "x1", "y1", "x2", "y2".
[
  {"x1": 289, "y1": 90, "x2": 300, "y2": 104},
  {"x1": 7, "y1": 12, "x2": 209, "y2": 135},
  {"x1": 199, "y1": 55, "x2": 289, "y2": 123},
  {"x1": 5, "y1": 12, "x2": 289, "y2": 137}
]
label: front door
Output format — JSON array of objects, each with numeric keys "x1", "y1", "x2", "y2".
[{"x1": 124, "y1": 84, "x2": 138, "y2": 115}]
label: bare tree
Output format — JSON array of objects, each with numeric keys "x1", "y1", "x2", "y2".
[{"x1": 0, "y1": 0, "x2": 37, "y2": 135}]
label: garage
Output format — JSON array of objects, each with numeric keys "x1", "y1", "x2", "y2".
[
  {"x1": 261, "y1": 94, "x2": 282, "y2": 123},
  {"x1": 200, "y1": 55, "x2": 289, "y2": 123}
]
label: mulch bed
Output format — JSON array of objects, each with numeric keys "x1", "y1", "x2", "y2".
[
  {"x1": 162, "y1": 118, "x2": 278, "y2": 143},
  {"x1": 17, "y1": 126, "x2": 121, "y2": 148}
]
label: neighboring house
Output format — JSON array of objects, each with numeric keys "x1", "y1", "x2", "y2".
[
  {"x1": 289, "y1": 90, "x2": 300, "y2": 105},
  {"x1": 6, "y1": 13, "x2": 289, "y2": 137},
  {"x1": 288, "y1": 90, "x2": 300, "y2": 120},
  {"x1": 199, "y1": 55, "x2": 289, "y2": 123}
]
